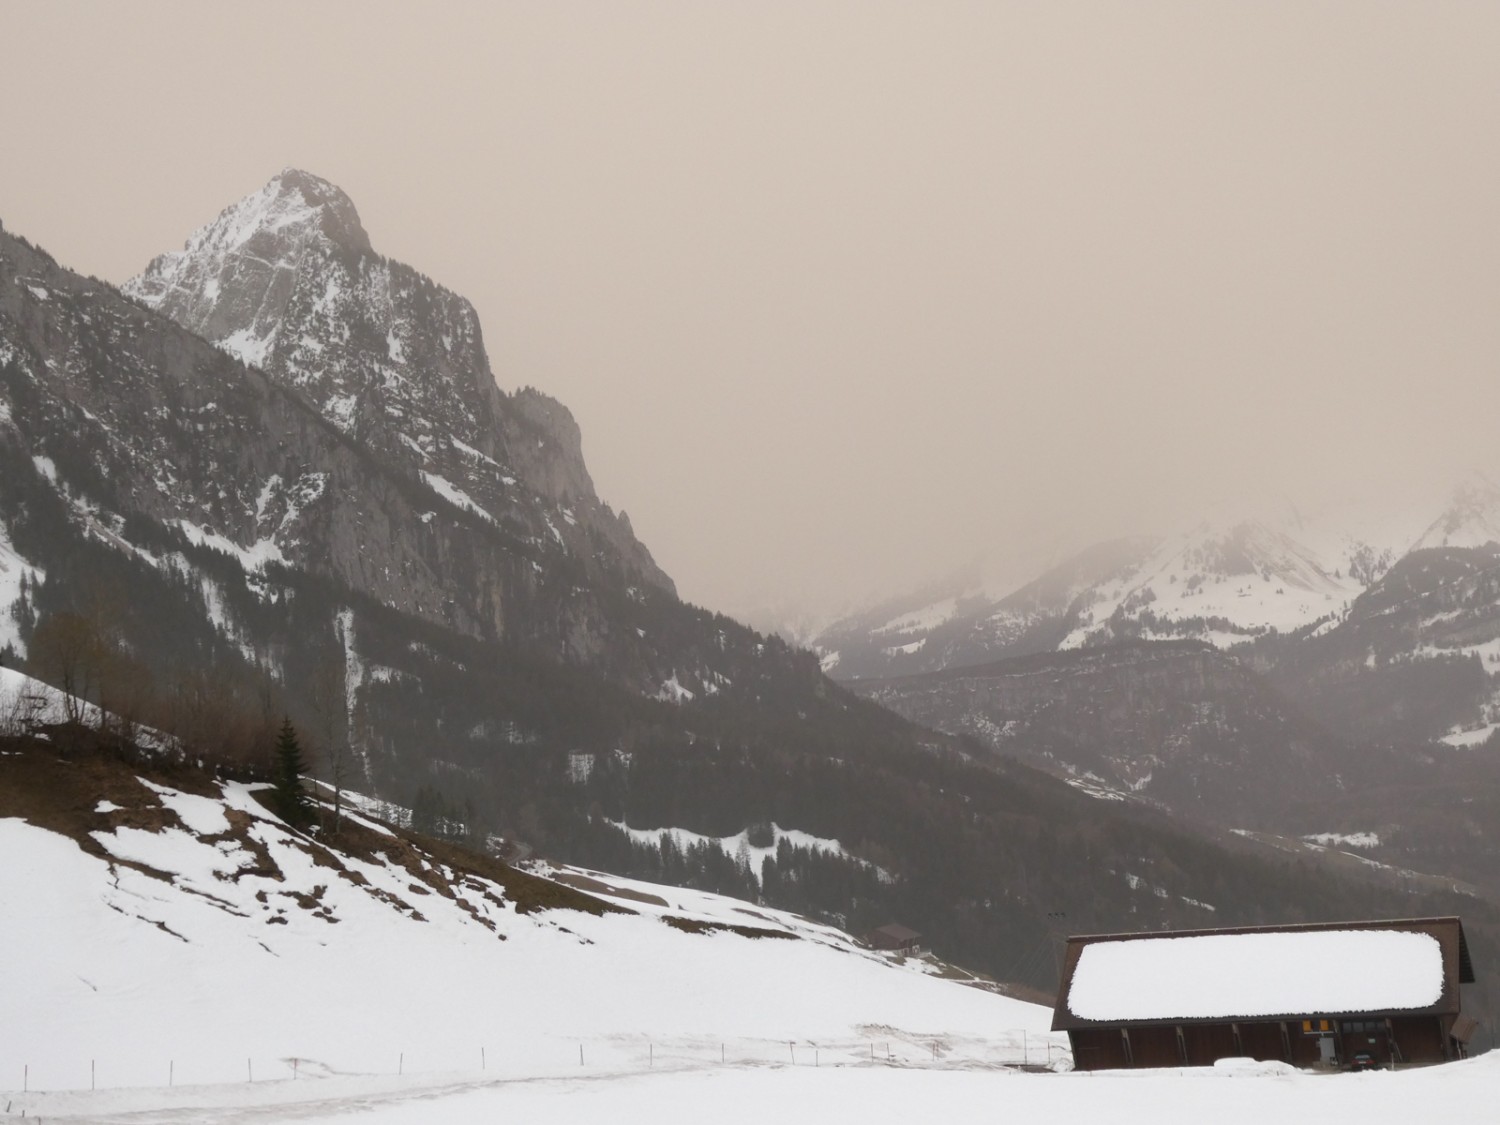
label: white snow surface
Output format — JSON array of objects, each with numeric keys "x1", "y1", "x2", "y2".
[
  {"x1": 656, "y1": 672, "x2": 696, "y2": 703},
  {"x1": 218, "y1": 326, "x2": 275, "y2": 368},
  {"x1": 1302, "y1": 832, "x2": 1381, "y2": 849},
  {"x1": 1, "y1": 774, "x2": 1053, "y2": 1104},
  {"x1": 876, "y1": 598, "x2": 960, "y2": 636},
  {"x1": 0, "y1": 518, "x2": 39, "y2": 656},
  {"x1": 1067, "y1": 929, "x2": 1444, "y2": 1021},
  {"x1": 1059, "y1": 519, "x2": 1362, "y2": 650},
  {"x1": 1442, "y1": 724, "x2": 1500, "y2": 748},
  {"x1": 420, "y1": 471, "x2": 496, "y2": 524},
  {"x1": 12, "y1": 1029, "x2": 1500, "y2": 1124},
  {"x1": 176, "y1": 519, "x2": 288, "y2": 571},
  {"x1": 606, "y1": 820, "x2": 862, "y2": 887}
]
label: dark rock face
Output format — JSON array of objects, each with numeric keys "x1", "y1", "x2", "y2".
[
  {"x1": 125, "y1": 169, "x2": 672, "y2": 608},
  {"x1": 0, "y1": 220, "x2": 655, "y2": 670}
]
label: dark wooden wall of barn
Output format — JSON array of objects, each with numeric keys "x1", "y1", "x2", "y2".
[{"x1": 1069, "y1": 1016, "x2": 1455, "y2": 1072}]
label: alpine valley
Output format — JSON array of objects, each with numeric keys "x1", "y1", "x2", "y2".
[
  {"x1": 3, "y1": 170, "x2": 1498, "y2": 1025},
  {"x1": 815, "y1": 487, "x2": 1500, "y2": 916}
]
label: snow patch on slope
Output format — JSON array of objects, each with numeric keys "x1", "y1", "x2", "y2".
[
  {"x1": 421, "y1": 472, "x2": 496, "y2": 525},
  {"x1": 0, "y1": 520, "x2": 40, "y2": 657},
  {"x1": 606, "y1": 820, "x2": 880, "y2": 887},
  {"x1": 176, "y1": 520, "x2": 288, "y2": 571}
]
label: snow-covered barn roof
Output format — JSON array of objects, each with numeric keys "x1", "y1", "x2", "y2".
[{"x1": 1051, "y1": 917, "x2": 1473, "y2": 1030}]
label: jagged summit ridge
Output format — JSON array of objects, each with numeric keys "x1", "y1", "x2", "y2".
[
  {"x1": 124, "y1": 169, "x2": 371, "y2": 364},
  {"x1": 123, "y1": 169, "x2": 674, "y2": 597}
]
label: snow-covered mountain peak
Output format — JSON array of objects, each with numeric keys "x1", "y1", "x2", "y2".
[
  {"x1": 1055, "y1": 517, "x2": 1362, "y2": 650},
  {"x1": 123, "y1": 168, "x2": 372, "y2": 365},
  {"x1": 266, "y1": 167, "x2": 371, "y2": 249},
  {"x1": 115, "y1": 169, "x2": 676, "y2": 601},
  {"x1": 1412, "y1": 475, "x2": 1500, "y2": 552}
]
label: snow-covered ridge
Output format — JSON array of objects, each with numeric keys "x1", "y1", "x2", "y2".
[
  {"x1": 1059, "y1": 519, "x2": 1363, "y2": 650},
  {"x1": 124, "y1": 169, "x2": 370, "y2": 338}
]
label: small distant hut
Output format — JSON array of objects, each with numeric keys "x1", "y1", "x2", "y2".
[
  {"x1": 866, "y1": 923, "x2": 922, "y2": 954},
  {"x1": 1052, "y1": 917, "x2": 1475, "y2": 1071}
]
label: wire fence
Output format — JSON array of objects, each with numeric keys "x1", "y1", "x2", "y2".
[{"x1": 5, "y1": 1031, "x2": 1072, "y2": 1095}]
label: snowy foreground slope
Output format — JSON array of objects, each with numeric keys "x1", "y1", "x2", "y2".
[
  {"x1": 0, "y1": 696, "x2": 1057, "y2": 1122},
  {"x1": 6, "y1": 763, "x2": 1491, "y2": 1125}
]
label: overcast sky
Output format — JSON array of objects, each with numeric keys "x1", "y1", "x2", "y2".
[{"x1": 3, "y1": 2, "x2": 1498, "y2": 624}]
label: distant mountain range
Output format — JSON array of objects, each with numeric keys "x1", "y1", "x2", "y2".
[
  {"x1": 813, "y1": 477, "x2": 1500, "y2": 916},
  {"x1": 816, "y1": 480, "x2": 1500, "y2": 682}
]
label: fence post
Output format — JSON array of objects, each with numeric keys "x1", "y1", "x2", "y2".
[
  {"x1": 579, "y1": 1045, "x2": 584, "y2": 1066},
  {"x1": 789, "y1": 1042, "x2": 795, "y2": 1065},
  {"x1": 169, "y1": 1060, "x2": 173, "y2": 1087},
  {"x1": 398, "y1": 1053, "x2": 403, "y2": 1076},
  {"x1": 91, "y1": 1060, "x2": 95, "y2": 1091},
  {"x1": 248, "y1": 1058, "x2": 253, "y2": 1083},
  {"x1": 481, "y1": 1047, "x2": 485, "y2": 1071}
]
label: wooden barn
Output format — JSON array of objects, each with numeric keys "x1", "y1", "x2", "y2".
[
  {"x1": 866, "y1": 923, "x2": 922, "y2": 954},
  {"x1": 1052, "y1": 917, "x2": 1476, "y2": 1071}
]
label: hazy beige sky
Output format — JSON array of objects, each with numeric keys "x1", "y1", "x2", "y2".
[{"x1": 3, "y1": 2, "x2": 1498, "y2": 621}]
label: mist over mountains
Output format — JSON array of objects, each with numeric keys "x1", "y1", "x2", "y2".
[
  {"x1": 813, "y1": 472, "x2": 1500, "y2": 928},
  {"x1": 8, "y1": 170, "x2": 1498, "y2": 1020}
]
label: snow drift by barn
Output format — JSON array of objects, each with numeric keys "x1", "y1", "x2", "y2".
[{"x1": 1052, "y1": 917, "x2": 1475, "y2": 1070}]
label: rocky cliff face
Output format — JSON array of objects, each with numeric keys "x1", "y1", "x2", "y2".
[
  {"x1": 0, "y1": 219, "x2": 666, "y2": 672},
  {"x1": 125, "y1": 169, "x2": 671, "y2": 602}
]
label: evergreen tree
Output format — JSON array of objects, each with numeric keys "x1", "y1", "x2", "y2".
[{"x1": 272, "y1": 717, "x2": 313, "y2": 827}]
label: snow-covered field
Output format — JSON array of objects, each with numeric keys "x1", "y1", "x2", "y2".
[{"x1": 10, "y1": 1047, "x2": 1499, "y2": 1123}]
